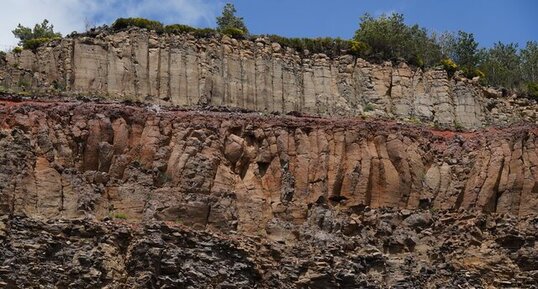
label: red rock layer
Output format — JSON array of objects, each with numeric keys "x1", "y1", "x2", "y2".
[{"x1": 0, "y1": 100, "x2": 536, "y2": 236}]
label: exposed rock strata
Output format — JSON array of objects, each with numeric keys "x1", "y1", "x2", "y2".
[
  {"x1": 1, "y1": 99, "x2": 536, "y2": 228},
  {"x1": 0, "y1": 210, "x2": 536, "y2": 288},
  {"x1": 0, "y1": 99, "x2": 537, "y2": 288},
  {"x1": 0, "y1": 26, "x2": 536, "y2": 289},
  {"x1": 1, "y1": 29, "x2": 536, "y2": 129}
]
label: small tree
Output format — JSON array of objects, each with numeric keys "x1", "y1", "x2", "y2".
[
  {"x1": 216, "y1": 3, "x2": 248, "y2": 35},
  {"x1": 354, "y1": 13, "x2": 408, "y2": 60},
  {"x1": 438, "y1": 30, "x2": 482, "y2": 78},
  {"x1": 453, "y1": 31, "x2": 480, "y2": 70},
  {"x1": 479, "y1": 42, "x2": 521, "y2": 89},
  {"x1": 353, "y1": 13, "x2": 441, "y2": 66},
  {"x1": 436, "y1": 31, "x2": 457, "y2": 59},
  {"x1": 521, "y1": 41, "x2": 538, "y2": 84},
  {"x1": 521, "y1": 41, "x2": 538, "y2": 98},
  {"x1": 12, "y1": 19, "x2": 62, "y2": 50}
]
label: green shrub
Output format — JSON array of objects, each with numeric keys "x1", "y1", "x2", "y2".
[
  {"x1": 474, "y1": 69, "x2": 485, "y2": 79},
  {"x1": 364, "y1": 103, "x2": 375, "y2": 112},
  {"x1": 193, "y1": 28, "x2": 216, "y2": 38},
  {"x1": 462, "y1": 67, "x2": 485, "y2": 79},
  {"x1": 221, "y1": 27, "x2": 246, "y2": 39},
  {"x1": 441, "y1": 58, "x2": 458, "y2": 77},
  {"x1": 113, "y1": 212, "x2": 127, "y2": 219},
  {"x1": 408, "y1": 116, "x2": 421, "y2": 124},
  {"x1": 12, "y1": 19, "x2": 62, "y2": 49},
  {"x1": 17, "y1": 79, "x2": 30, "y2": 89},
  {"x1": 354, "y1": 13, "x2": 442, "y2": 66},
  {"x1": 264, "y1": 35, "x2": 301, "y2": 51},
  {"x1": 111, "y1": 18, "x2": 163, "y2": 31},
  {"x1": 165, "y1": 25, "x2": 217, "y2": 38},
  {"x1": 263, "y1": 35, "x2": 356, "y2": 58},
  {"x1": 12, "y1": 46, "x2": 23, "y2": 54},
  {"x1": 52, "y1": 80, "x2": 66, "y2": 91},
  {"x1": 164, "y1": 24, "x2": 196, "y2": 35},
  {"x1": 23, "y1": 37, "x2": 59, "y2": 50},
  {"x1": 350, "y1": 40, "x2": 369, "y2": 56},
  {"x1": 527, "y1": 82, "x2": 538, "y2": 99},
  {"x1": 409, "y1": 55, "x2": 425, "y2": 68}
]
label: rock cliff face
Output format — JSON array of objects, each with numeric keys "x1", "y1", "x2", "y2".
[
  {"x1": 1, "y1": 100, "x2": 537, "y2": 225},
  {"x1": 0, "y1": 99, "x2": 537, "y2": 288},
  {"x1": 1, "y1": 28, "x2": 536, "y2": 129},
  {"x1": 0, "y1": 28, "x2": 537, "y2": 288},
  {"x1": 1, "y1": 212, "x2": 536, "y2": 288}
]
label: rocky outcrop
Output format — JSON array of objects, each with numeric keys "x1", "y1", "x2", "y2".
[
  {"x1": 1, "y1": 29, "x2": 536, "y2": 129},
  {"x1": 1, "y1": 98, "x2": 537, "y2": 288},
  {"x1": 1, "y1": 209, "x2": 536, "y2": 288},
  {"x1": 1, "y1": 26, "x2": 537, "y2": 289},
  {"x1": 1, "y1": 99, "x2": 536, "y2": 229}
]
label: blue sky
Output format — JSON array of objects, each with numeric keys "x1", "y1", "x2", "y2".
[
  {"x1": 228, "y1": 0, "x2": 537, "y2": 48},
  {"x1": 1, "y1": 0, "x2": 536, "y2": 50}
]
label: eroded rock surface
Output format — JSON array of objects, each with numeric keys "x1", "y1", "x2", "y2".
[
  {"x1": 1, "y1": 29, "x2": 536, "y2": 129},
  {"x1": 1, "y1": 99, "x2": 537, "y2": 223},
  {"x1": 0, "y1": 210, "x2": 536, "y2": 288},
  {"x1": 0, "y1": 99, "x2": 537, "y2": 288}
]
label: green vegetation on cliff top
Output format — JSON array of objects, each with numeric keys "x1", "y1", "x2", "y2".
[
  {"x1": 12, "y1": 19, "x2": 62, "y2": 51},
  {"x1": 8, "y1": 3, "x2": 538, "y2": 98}
]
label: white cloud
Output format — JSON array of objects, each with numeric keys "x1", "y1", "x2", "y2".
[
  {"x1": 373, "y1": 9, "x2": 398, "y2": 17},
  {"x1": 0, "y1": 0, "x2": 220, "y2": 51}
]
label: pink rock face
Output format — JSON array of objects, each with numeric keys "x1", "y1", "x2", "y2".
[{"x1": 0, "y1": 100, "x2": 536, "y2": 235}]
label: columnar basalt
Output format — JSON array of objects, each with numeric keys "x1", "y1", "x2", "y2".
[
  {"x1": 1, "y1": 100, "x2": 536, "y2": 229},
  {"x1": 1, "y1": 99, "x2": 537, "y2": 288},
  {"x1": 1, "y1": 28, "x2": 536, "y2": 129},
  {"x1": 1, "y1": 26, "x2": 537, "y2": 289}
]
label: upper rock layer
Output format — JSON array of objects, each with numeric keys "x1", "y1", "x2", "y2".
[{"x1": 1, "y1": 28, "x2": 536, "y2": 129}]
